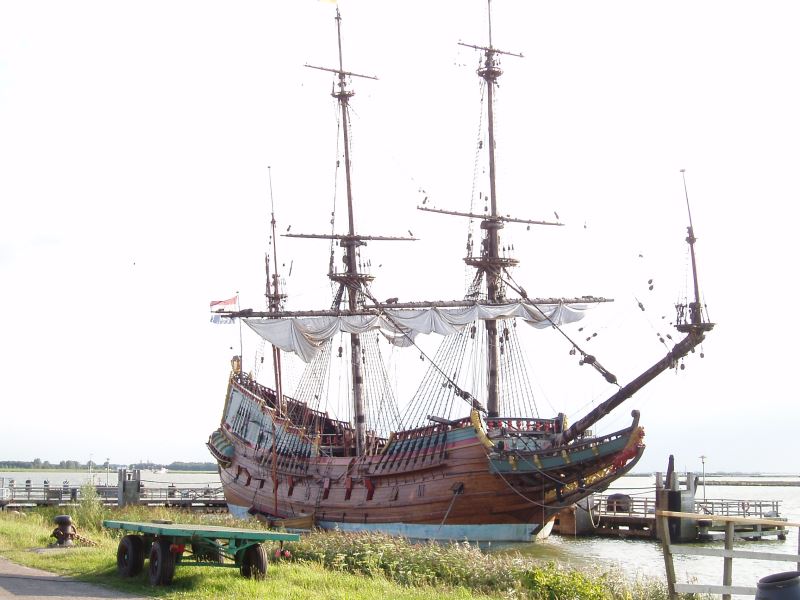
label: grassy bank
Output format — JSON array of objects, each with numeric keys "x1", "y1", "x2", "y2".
[
  {"x1": 0, "y1": 496, "x2": 698, "y2": 599},
  {"x1": 0, "y1": 511, "x2": 483, "y2": 600}
]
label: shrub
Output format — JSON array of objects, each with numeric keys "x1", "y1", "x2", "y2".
[{"x1": 73, "y1": 483, "x2": 106, "y2": 532}]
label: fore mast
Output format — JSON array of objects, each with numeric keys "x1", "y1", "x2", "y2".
[
  {"x1": 434, "y1": 1, "x2": 561, "y2": 418},
  {"x1": 460, "y1": 13, "x2": 520, "y2": 418}
]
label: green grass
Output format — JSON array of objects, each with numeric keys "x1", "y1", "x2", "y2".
[
  {"x1": 0, "y1": 502, "x2": 703, "y2": 600},
  {"x1": 0, "y1": 511, "x2": 490, "y2": 600}
]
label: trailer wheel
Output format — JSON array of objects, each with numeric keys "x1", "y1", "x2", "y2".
[
  {"x1": 239, "y1": 543, "x2": 268, "y2": 579},
  {"x1": 148, "y1": 539, "x2": 176, "y2": 586},
  {"x1": 116, "y1": 535, "x2": 144, "y2": 577}
]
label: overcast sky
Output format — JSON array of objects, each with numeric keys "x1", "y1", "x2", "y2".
[{"x1": 1, "y1": 1, "x2": 798, "y2": 474}]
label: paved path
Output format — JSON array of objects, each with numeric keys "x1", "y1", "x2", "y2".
[{"x1": 0, "y1": 556, "x2": 152, "y2": 599}]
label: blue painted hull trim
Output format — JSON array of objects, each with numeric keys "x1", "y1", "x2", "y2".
[
  {"x1": 227, "y1": 502, "x2": 553, "y2": 542},
  {"x1": 316, "y1": 519, "x2": 553, "y2": 542}
]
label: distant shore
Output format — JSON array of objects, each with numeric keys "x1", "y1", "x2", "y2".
[
  {"x1": 0, "y1": 468, "x2": 217, "y2": 474},
  {"x1": 700, "y1": 480, "x2": 800, "y2": 487}
]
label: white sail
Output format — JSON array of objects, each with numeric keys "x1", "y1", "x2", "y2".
[{"x1": 243, "y1": 301, "x2": 592, "y2": 362}]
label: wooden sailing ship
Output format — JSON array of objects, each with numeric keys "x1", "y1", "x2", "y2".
[{"x1": 206, "y1": 7, "x2": 713, "y2": 542}]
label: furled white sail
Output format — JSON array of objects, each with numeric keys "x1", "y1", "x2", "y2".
[{"x1": 243, "y1": 302, "x2": 591, "y2": 363}]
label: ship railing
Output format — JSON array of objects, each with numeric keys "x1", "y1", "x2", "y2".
[
  {"x1": 388, "y1": 418, "x2": 472, "y2": 443},
  {"x1": 659, "y1": 510, "x2": 800, "y2": 599},
  {"x1": 234, "y1": 372, "x2": 329, "y2": 423},
  {"x1": 486, "y1": 417, "x2": 560, "y2": 433},
  {"x1": 526, "y1": 430, "x2": 627, "y2": 463}
]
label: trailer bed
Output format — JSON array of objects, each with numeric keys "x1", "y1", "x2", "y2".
[
  {"x1": 103, "y1": 519, "x2": 299, "y2": 585},
  {"x1": 104, "y1": 520, "x2": 298, "y2": 541}
]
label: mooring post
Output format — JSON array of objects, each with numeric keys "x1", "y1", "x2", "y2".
[{"x1": 117, "y1": 468, "x2": 127, "y2": 507}]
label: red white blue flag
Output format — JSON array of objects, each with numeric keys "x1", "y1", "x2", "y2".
[
  {"x1": 209, "y1": 295, "x2": 238, "y2": 309},
  {"x1": 210, "y1": 295, "x2": 238, "y2": 324}
]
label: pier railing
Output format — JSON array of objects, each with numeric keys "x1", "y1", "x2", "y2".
[
  {"x1": 593, "y1": 493, "x2": 781, "y2": 520},
  {"x1": 658, "y1": 510, "x2": 800, "y2": 599},
  {"x1": 593, "y1": 493, "x2": 656, "y2": 517},
  {"x1": 695, "y1": 498, "x2": 782, "y2": 519},
  {"x1": 0, "y1": 484, "x2": 225, "y2": 508}
]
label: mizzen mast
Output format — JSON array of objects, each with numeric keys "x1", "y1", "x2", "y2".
[{"x1": 265, "y1": 166, "x2": 287, "y2": 416}]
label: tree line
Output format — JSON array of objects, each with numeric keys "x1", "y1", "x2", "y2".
[{"x1": 0, "y1": 459, "x2": 217, "y2": 471}]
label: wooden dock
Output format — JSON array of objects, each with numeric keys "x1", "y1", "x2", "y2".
[
  {"x1": 0, "y1": 482, "x2": 227, "y2": 511},
  {"x1": 554, "y1": 494, "x2": 788, "y2": 541},
  {"x1": 555, "y1": 460, "x2": 789, "y2": 543}
]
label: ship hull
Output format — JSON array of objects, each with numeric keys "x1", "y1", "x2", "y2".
[{"x1": 210, "y1": 376, "x2": 644, "y2": 542}]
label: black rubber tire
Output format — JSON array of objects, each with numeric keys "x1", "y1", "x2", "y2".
[
  {"x1": 116, "y1": 535, "x2": 145, "y2": 577},
  {"x1": 148, "y1": 539, "x2": 176, "y2": 586},
  {"x1": 239, "y1": 543, "x2": 268, "y2": 579}
]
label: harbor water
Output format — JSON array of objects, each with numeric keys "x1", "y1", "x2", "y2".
[
  {"x1": 2, "y1": 471, "x2": 798, "y2": 593},
  {"x1": 499, "y1": 475, "x2": 800, "y2": 595}
]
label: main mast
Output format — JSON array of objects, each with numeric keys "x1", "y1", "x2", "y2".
[
  {"x1": 332, "y1": 9, "x2": 366, "y2": 456},
  {"x1": 298, "y1": 9, "x2": 414, "y2": 456}
]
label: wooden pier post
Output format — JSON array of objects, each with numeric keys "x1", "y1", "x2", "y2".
[
  {"x1": 117, "y1": 469, "x2": 142, "y2": 507},
  {"x1": 659, "y1": 513, "x2": 678, "y2": 600},
  {"x1": 722, "y1": 520, "x2": 734, "y2": 600}
]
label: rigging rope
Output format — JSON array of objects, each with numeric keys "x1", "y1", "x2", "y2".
[
  {"x1": 360, "y1": 287, "x2": 486, "y2": 416},
  {"x1": 465, "y1": 79, "x2": 487, "y2": 292},
  {"x1": 500, "y1": 270, "x2": 620, "y2": 387}
]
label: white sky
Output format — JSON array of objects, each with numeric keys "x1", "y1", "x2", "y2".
[{"x1": 1, "y1": 0, "x2": 798, "y2": 474}]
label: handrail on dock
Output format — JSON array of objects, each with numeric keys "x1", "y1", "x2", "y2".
[
  {"x1": 0, "y1": 484, "x2": 226, "y2": 508},
  {"x1": 657, "y1": 510, "x2": 800, "y2": 599}
]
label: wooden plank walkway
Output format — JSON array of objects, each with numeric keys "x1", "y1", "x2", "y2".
[{"x1": 556, "y1": 494, "x2": 788, "y2": 541}]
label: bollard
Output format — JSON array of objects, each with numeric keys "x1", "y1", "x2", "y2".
[
  {"x1": 51, "y1": 515, "x2": 77, "y2": 546},
  {"x1": 756, "y1": 571, "x2": 800, "y2": 600}
]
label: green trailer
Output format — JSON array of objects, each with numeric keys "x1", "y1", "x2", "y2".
[{"x1": 103, "y1": 520, "x2": 300, "y2": 586}]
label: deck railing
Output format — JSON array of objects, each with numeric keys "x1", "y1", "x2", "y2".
[{"x1": 657, "y1": 510, "x2": 800, "y2": 599}]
